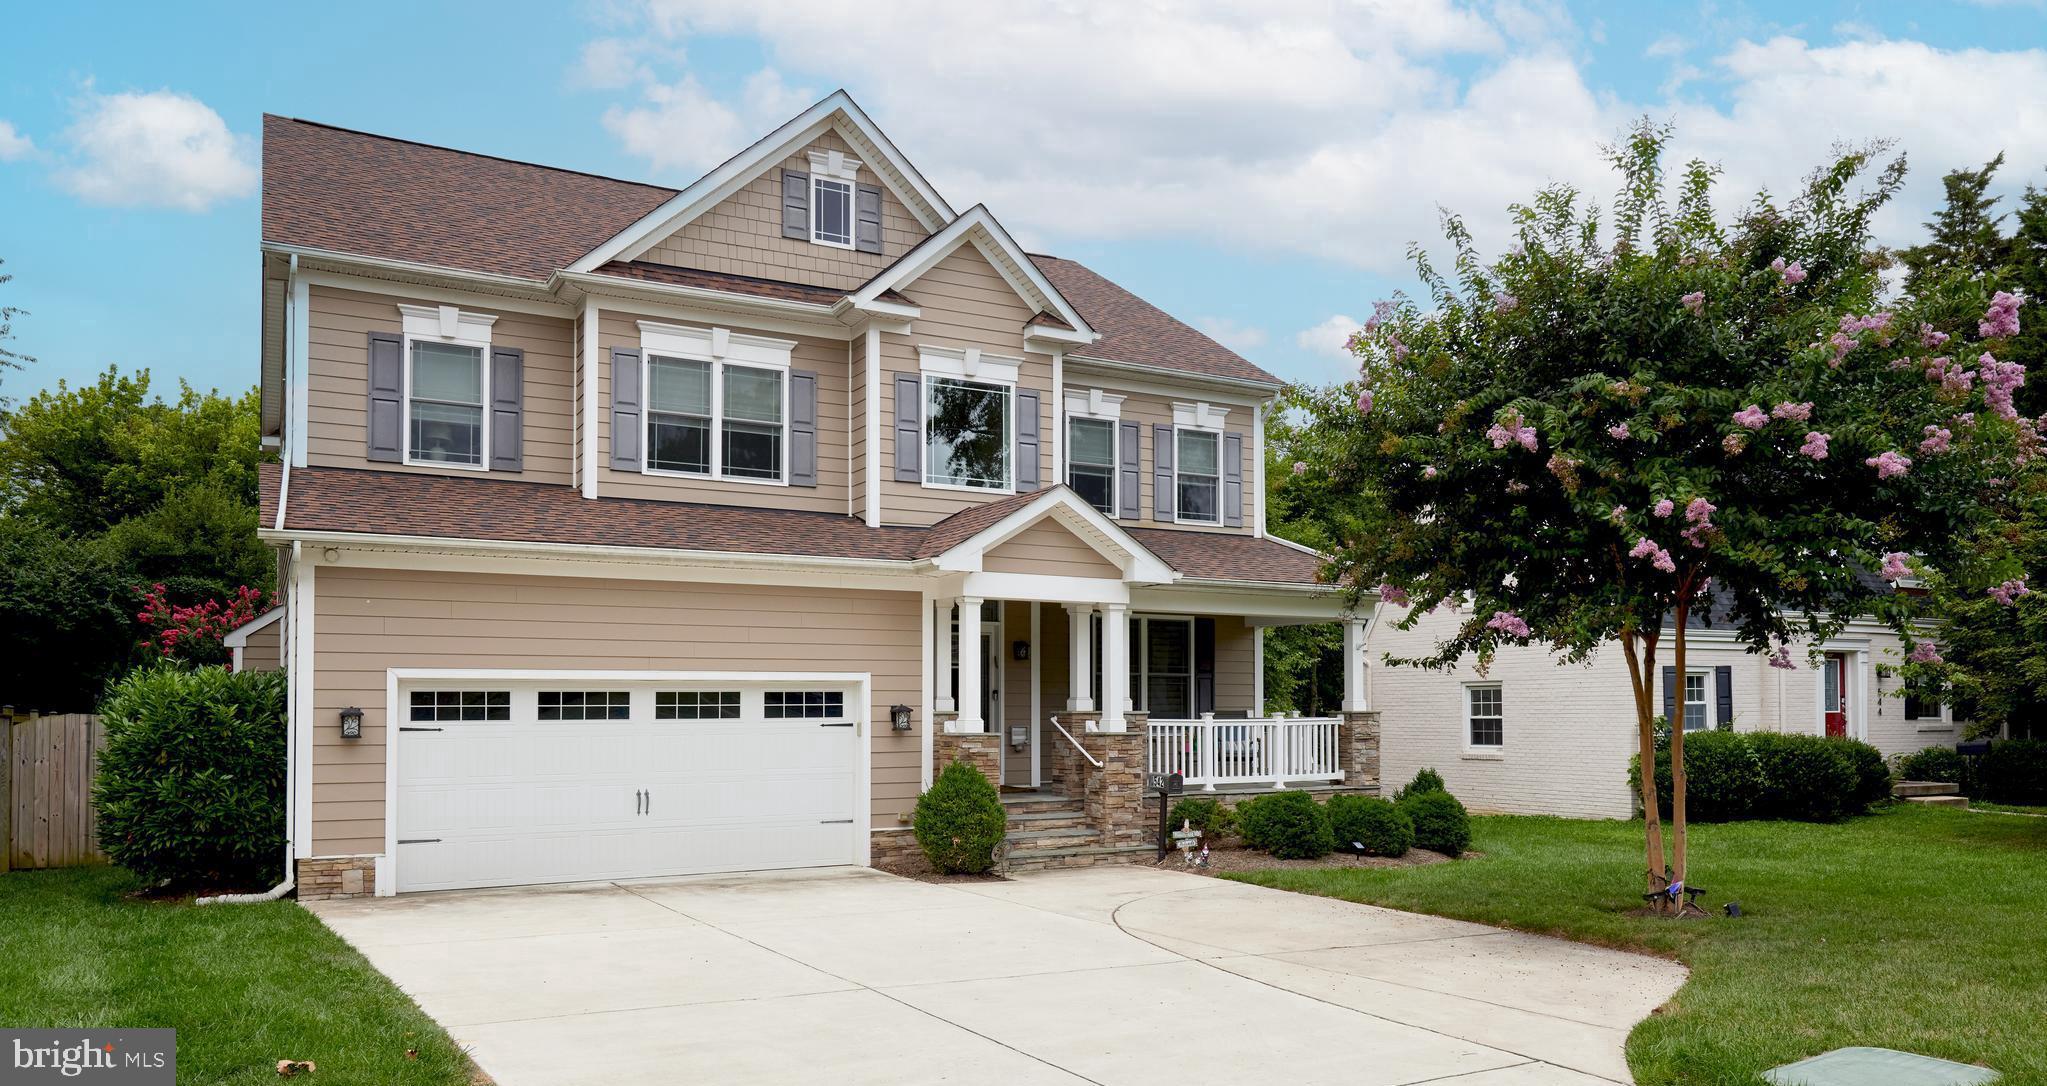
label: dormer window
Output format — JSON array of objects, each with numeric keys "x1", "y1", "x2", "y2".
[{"x1": 808, "y1": 149, "x2": 860, "y2": 249}]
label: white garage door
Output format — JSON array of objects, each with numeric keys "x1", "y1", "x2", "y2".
[{"x1": 394, "y1": 678, "x2": 863, "y2": 893}]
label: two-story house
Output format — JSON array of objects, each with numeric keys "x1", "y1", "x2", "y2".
[{"x1": 255, "y1": 92, "x2": 1377, "y2": 899}]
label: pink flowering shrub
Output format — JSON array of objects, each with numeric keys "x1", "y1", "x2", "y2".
[
  {"x1": 1485, "y1": 611, "x2": 1531, "y2": 638},
  {"x1": 1865, "y1": 450, "x2": 1912, "y2": 479},
  {"x1": 1979, "y1": 291, "x2": 2023, "y2": 339},
  {"x1": 1486, "y1": 412, "x2": 1538, "y2": 452},
  {"x1": 1987, "y1": 578, "x2": 2029, "y2": 606},
  {"x1": 1608, "y1": 422, "x2": 1631, "y2": 440},
  {"x1": 1800, "y1": 432, "x2": 1831, "y2": 460},
  {"x1": 1732, "y1": 405, "x2": 1768, "y2": 430},
  {"x1": 1493, "y1": 292, "x2": 1519, "y2": 313},
  {"x1": 1291, "y1": 461, "x2": 1308, "y2": 475},
  {"x1": 136, "y1": 584, "x2": 268, "y2": 669},
  {"x1": 1919, "y1": 426, "x2": 1953, "y2": 454},
  {"x1": 1907, "y1": 642, "x2": 1943, "y2": 665},
  {"x1": 1880, "y1": 552, "x2": 1912, "y2": 581},
  {"x1": 1680, "y1": 291, "x2": 1705, "y2": 313},
  {"x1": 1772, "y1": 401, "x2": 1813, "y2": 422},
  {"x1": 1375, "y1": 582, "x2": 1410, "y2": 607},
  {"x1": 1356, "y1": 390, "x2": 1375, "y2": 415},
  {"x1": 1653, "y1": 499, "x2": 1675, "y2": 517}
]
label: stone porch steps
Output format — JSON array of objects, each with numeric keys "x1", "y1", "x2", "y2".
[
  {"x1": 1000, "y1": 792, "x2": 1080, "y2": 815},
  {"x1": 1006, "y1": 809, "x2": 1094, "y2": 832},
  {"x1": 1006, "y1": 842, "x2": 1157, "y2": 872},
  {"x1": 1906, "y1": 794, "x2": 1970, "y2": 808}
]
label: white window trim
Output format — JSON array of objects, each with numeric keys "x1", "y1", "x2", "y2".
[
  {"x1": 921, "y1": 369, "x2": 1017, "y2": 495},
  {"x1": 807, "y1": 149, "x2": 863, "y2": 251},
  {"x1": 1092, "y1": 613, "x2": 1197, "y2": 718},
  {"x1": 638, "y1": 321, "x2": 796, "y2": 488},
  {"x1": 919, "y1": 345, "x2": 1022, "y2": 385},
  {"x1": 1682, "y1": 669, "x2": 1712, "y2": 732},
  {"x1": 1172, "y1": 401, "x2": 1231, "y2": 429},
  {"x1": 1463, "y1": 681, "x2": 1504, "y2": 753},
  {"x1": 1065, "y1": 409, "x2": 1121, "y2": 519},
  {"x1": 1064, "y1": 387, "x2": 1126, "y2": 421},
  {"x1": 397, "y1": 304, "x2": 498, "y2": 472},
  {"x1": 1172, "y1": 424, "x2": 1223, "y2": 526}
]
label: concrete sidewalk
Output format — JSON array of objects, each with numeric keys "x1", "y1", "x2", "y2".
[{"x1": 308, "y1": 865, "x2": 1685, "y2": 1085}]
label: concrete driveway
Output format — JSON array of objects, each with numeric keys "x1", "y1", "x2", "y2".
[{"x1": 308, "y1": 865, "x2": 1685, "y2": 1086}]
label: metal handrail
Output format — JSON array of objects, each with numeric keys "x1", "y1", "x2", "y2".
[{"x1": 1047, "y1": 716, "x2": 1104, "y2": 768}]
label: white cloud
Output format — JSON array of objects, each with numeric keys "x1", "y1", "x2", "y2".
[
  {"x1": 1296, "y1": 315, "x2": 1361, "y2": 360},
  {"x1": 56, "y1": 90, "x2": 255, "y2": 211},
  {"x1": 583, "y1": 6, "x2": 2047, "y2": 276},
  {"x1": 1196, "y1": 317, "x2": 1268, "y2": 352},
  {"x1": 0, "y1": 121, "x2": 33, "y2": 161}
]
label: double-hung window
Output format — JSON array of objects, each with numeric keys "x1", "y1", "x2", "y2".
[
  {"x1": 1466, "y1": 684, "x2": 1504, "y2": 747},
  {"x1": 398, "y1": 305, "x2": 496, "y2": 468},
  {"x1": 721, "y1": 365, "x2": 784, "y2": 479},
  {"x1": 1088, "y1": 615, "x2": 1194, "y2": 719},
  {"x1": 1175, "y1": 428, "x2": 1221, "y2": 524},
  {"x1": 640, "y1": 323, "x2": 791, "y2": 484},
  {"x1": 1068, "y1": 416, "x2": 1117, "y2": 515},
  {"x1": 925, "y1": 376, "x2": 1012, "y2": 490},
  {"x1": 1682, "y1": 671, "x2": 1710, "y2": 732},
  {"x1": 647, "y1": 356, "x2": 713, "y2": 474}
]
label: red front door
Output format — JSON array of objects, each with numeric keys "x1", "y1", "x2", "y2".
[{"x1": 1823, "y1": 653, "x2": 1848, "y2": 738}]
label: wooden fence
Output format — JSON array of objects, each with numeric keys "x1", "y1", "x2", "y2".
[{"x1": 2, "y1": 713, "x2": 107, "y2": 871}]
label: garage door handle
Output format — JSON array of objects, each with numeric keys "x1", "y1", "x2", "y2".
[
  {"x1": 635, "y1": 789, "x2": 644, "y2": 815},
  {"x1": 818, "y1": 722, "x2": 854, "y2": 728},
  {"x1": 645, "y1": 790, "x2": 651, "y2": 815},
  {"x1": 819, "y1": 819, "x2": 854, "y2": 824}
]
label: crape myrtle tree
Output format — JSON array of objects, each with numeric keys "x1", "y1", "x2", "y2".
[{"x1": 1325, "y1": 125, "x2": 2034, "y2": 906}]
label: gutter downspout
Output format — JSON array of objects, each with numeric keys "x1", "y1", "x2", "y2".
[{"x1": 199, "y1": 539, "x2": 301, "y2": 906}]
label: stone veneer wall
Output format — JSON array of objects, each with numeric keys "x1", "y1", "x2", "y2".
[
  {"x1": 297, "y1": 856, "x2": 377, "y2": 900},
  {"x1": 1340, "y1": 710, "x2": 1382, "y2": 790},
  {"x1": 870, "y1": 828, "x2": 922, "y2": 866},
  {"x1": 933, "y1": 731, "x2": 1001, "y2": 787}
]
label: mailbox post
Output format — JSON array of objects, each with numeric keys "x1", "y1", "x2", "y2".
[{"x1": 1147, "y1": 771, "x2": 1184, "y2": 859}]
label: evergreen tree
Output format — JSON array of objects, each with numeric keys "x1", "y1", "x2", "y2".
[{"x1": 1899, "y1": 154, "x2": 2013, "y2": 295}]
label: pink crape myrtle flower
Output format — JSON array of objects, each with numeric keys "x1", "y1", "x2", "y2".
[
  {"x1": 1422, "y1": 465, "x2": 1439, "y2": 479},
  {"x1": 1988, "y1": 578, "x2": 2030, "y2": 607},
  {"x1": 1769, "y1": 257, "x2": 1808, "y2": 285},
  {"x1": 1866, "y1": 450, "x2": 1912, "y2": 479},
  {"x1": 1979, "y1": 353, "x2": 2027, "y2": 420},
  {"x1": 1920, "y1": 426, "x2": 1953, "y2": 455},
  {"x1": 1722, "y1": 433, "x2": 1748, "y2": 456},
  {"x1": 1685, "y1": 497, "x2": 1716, "y2": 524},
  {"x1": 1772, "y1": 401, "x2": 1813, "y2": 422},
  {"x1": 1920, "y1": 323, "x2": 1950, "y2": 350},
  {"x1": 1880, "y1": 552, "x2": 1912, "y2": 582},
  {"x1": 1800, "y1": 432, "x2": 1831, "y2": 460},
  {"x1": 1486, "y1": 413, "x2": 1538, "y2": 452},
  {"x1": 1493, "y1": 292, "x2": 1519, "y2": 313},
  {"x1": 1732, "y1": 404, "x2": 1768, "y2": 430},
  {"x1": 1607, "y1": 422, "x2": 1631, "y2": 440},
  {"x1": 1356, "y1": 390, "x2": 1375, "y2": 415},
  {"x1": 1291, "y1": 461, "x2": 1308, "y2": 475},
  {"x1": 1610, "y1": 504, "x2": 1628, "y2": 523},
  {"x1": 1828, "y1": 332, "x2": 1857, "y2": 366},
  {"x1": 1652, "y1": 499, "x2": 1675, "y2": 518},
  {"x1": 1375, "y1": 583, "x2": 1410, "y2": 607},
  {"x1": 1485, "y1": 611, "x2": 1532, "y2": 638},
  {"x1": 1505, "y1": 481, "x2": 1529, "y2": 494},
  {"x1": 1630, "y1": 537, "x2": 1677, "y2": 572},
  {"x1": 1680, "y1": 291, "x2": 1705, "y2": 313},
  {"x1": 1768, "y1": 643, "x2": 1796, "y2": 670},
  {"x1": 1980, "y1": 291, "x2": 2023, "y2": 339},
  {"x1": 1344, "y1": 331, "x2": 1367, "y2": 353},
  {"x1": 1907, "y1": 642, "x2": 1943, "y2": 665}
]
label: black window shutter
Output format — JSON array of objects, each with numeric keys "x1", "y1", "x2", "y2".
[
  {"x1": 1117, "y1": 421, "x2": 1141, "y2": 519},
  {"x1": 365, "y1": 332, "x2": 403, "y2": 462},
  {"x1": 781, "y1": 170, "x2": 810, "y2": 239},
  {"x1": 1222, "y1": 432, "x2": 1244, "y2": 527},
  {"x1": 789, "y1": 369, "x2": 818, "y2": 486},
  {"x1": 489, "y1": 346, "x2": 524, "y2": 472},
  {"x1": 854, "y1": 184, "x2": 884, "y2": 254},
  {"x1": 1662, "y1": 666, "x2": 1677, "y2": 723},
  {"x1": 609, "y1": 347, "x2": 641, "y2": 470},
  {"x1": 1195, "y1": 617, "x2": 1216, "y2": 716},
  {"x1": 1714, "y1": 666, "x2": 1733, "y2": 727},
  {"x1": 1152, "y1": 424, "x2": 1174, "y2": 521},
  {"x1": 893, "y1": 373, "x2": 922, "y2": 482},
  {"x1": 1014, "y1": 389, "x2": 1040, "y2": 491}
]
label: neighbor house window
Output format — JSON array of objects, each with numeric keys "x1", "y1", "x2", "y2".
[
  {"x1": 1175, "y1": 428, "x2": 1221, "y2": 523},
  {"x1": 644, "y1": 355, "x2": 786, "y2": 482},
  {"x1": 1068, "y1": 416, "x2": 1117, "y2": 515},
  {"x1": 410, "y1": 690, "x2": 510, "y2": 722},
  {"x1": 925, "y1": 376, "x2": 1011, "y2": 490},
  {"x1": 538, "y1": 691, "x2": 631, "y2": 721},
  {"x1": 1683, "y1": 671, "x2": 1710, "y2": 732},
  {"x1": 408, "y1": 339, "x2": 486, "y2": 466},
  {"x1": 1904, "y1": 690, "x2": 1943, "y2": 724},
  {"x1": 812, "y1": 177, "x2": 853, "y2": 247},
  {"x1": 1466, "y1": 684, "x2": 1503, "y2": 747}
]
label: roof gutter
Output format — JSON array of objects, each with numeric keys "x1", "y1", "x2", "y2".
[
  {"x1": 1063, "y1": 353, "x2": 1283, "y2": 396},
  {"x1": 261, "y1": 242, "x2": 556, "y2": 296}
]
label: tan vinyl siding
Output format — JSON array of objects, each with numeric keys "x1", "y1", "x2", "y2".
[
  {"x1": 239, "y1": 619, "x2": 282, "y2": 672},
  {"x1": 1213, "y1": 615, "x2": 1257, "y2": 713},
  {"x1": 1002, "y1": 600, "x2": 1033, "y2": 784},
  {"x1": 261, "y1": 266, "x2": 287, "y2": 438},
  {"x1": 1080, "y1": 381, "x2": 1252, "y2": 534},
  {"x1": 305, "y1": 286, "x2": 576, "y2": 484},
  {"x1": 983, "y1": 521, "x2": 1122, "y2": 578},
  {"x1": 308, "y1": 566, "x2": 922, "y2": 857},
  {"x1": 572, "y1": 309, "x2": 586, "y2": 491},
  {"x1": 594, "y1": 309, "x2": 851, "y2": 512},
  {"x1": 879, "y1": 245, "x2": 1052, "y2": 526},
  {"x1": 639, "y1": 130, "x2": 927, "y2": 292}
]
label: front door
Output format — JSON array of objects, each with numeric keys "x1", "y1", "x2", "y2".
[{"x1": 1823, "y1": 653, "x2": 1849, "y2": 737}]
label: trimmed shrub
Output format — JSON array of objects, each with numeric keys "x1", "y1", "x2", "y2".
[
  {"x1": 913, "y1": 760, "x2": 1007, "y2": 874},
  {"x1": 94, "y1": 664, "x2": 288, "y2": 888},
  {"x1": 1327, "y1": 794, "x2": 1413, "y2": 856},
  {"x1": 1629, "y1": 729, "x2": 1767, "y2": 822},
  {"x1": 1980, "y1": 739, "x2": 2047, "y2": 806},
  {"x1": 1399, "y1": 790, "x2": 1473, "y2": 855},
  {"x1": 1835, "y1": 738, "x2": 1893, "y2": 811},
  {"x1": 1236, "y1": 791, "x2": 1334, "y2": 859},
  {"x1": 1893, "y1": 746, "x2": 1976, "y2": 796},
  {"x1": 1167, "y1": 796, "x2": 1235, "y2": 844},
  {"x1": 1393, "y1": 767, "x2": 1447, "y2": 802},
  {"x1": 1747, "y1": 732, "x2": 1859, "y2": 821}
]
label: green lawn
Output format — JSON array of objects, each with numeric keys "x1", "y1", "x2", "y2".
[
  {"x1": 1225, "y1": 804, "x2": 2046, "y2": 1086},
  {"x1": 1973, "y1": 801, "x2": 2047, "y2": 817},
  {"x1": 0, "y1": 866, "x2": 476, "y2": 1086}
]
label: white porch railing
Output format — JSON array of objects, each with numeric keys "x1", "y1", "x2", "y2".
[{"x1": 1145, "y1": 714, "x2": 1344, "y2": 790}]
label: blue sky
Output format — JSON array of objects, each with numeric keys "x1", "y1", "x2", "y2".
[{"x1": 4, "y1": 1, "x2": 2046, "y2": 402}]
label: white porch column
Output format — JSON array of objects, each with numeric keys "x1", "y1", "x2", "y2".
[
  {"x1": 1343, "y1": 617, "x2": 1368, "y2": 712},
  {"x1": 934, "y1": 599, "x2": 956, "y2": 714},
  {"x1": 1064, "y1": 604, "x2": 1096, "y2": 712},
  {"x1": 954, "y1": 597, "x2": 985, "y2": 734},
  {"x1": 1101, "y1": 602, "x2": 1131, "y2": 732}
]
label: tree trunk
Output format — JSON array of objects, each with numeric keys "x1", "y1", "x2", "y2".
[
  {"x1": 1669, "y1": 598, "x2": 1690, "y2": 892},
  {"x1": 1620, "y1": 629, "x2": 1667, "y2": 899}
]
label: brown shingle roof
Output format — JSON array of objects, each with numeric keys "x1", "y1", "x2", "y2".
[
  {"x1": 262, "y1": 116, "x2": 676, "y2": 280},
  {"x1": 262, "y1": 466, "x2": 1326, "y2": 584},
  {"x1": 1030, "y1": 254, "x2": 1280, "y2": 386}
]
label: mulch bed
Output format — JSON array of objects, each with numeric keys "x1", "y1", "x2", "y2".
[
  {"x1": 1174, "y1": 845, "x2": 1464, "y2": 876},
  {"x1": 872, "y1": 855, "x2": 1010, "y2": 883}
]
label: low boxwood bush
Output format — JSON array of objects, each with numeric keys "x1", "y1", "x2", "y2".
[
  {"x1": 1631, "y1": 731, "x2": 1889, "y2": 822},
  {"x1": 1747, "y1": 732, "x2": 1860, "y2": 821},
  {"x1": 1392, "y1": 767, "x2": 1446, "y2": 802},
  {"x1": 1327, "y1": 794, "x2": 1412, "y2": 856},
  {"x1": 1167, "y1": 796, "x2": 1235, "y2": 843},
  {"x1": 1629, "y1": 729, "x2": 1767, "y2": 822},
  {"x1": 913, "y1": 760, "x2": 1007, "y2": 874},
  {"x1": 1893, "y1": 745, "x2": 1977, "y2": 796},
  {"x1": 94, "y1": 664, "x2": 288, "y2": 889},
  {"x1": 1236, "y1": 791, "x2": 1334, "y2": 859},
  {"x1": 1398, "y1": 790, "x2": 1472, "y2": 855},
  {"x1": 1836, "y1": 738, "x2": 1893, "y2": 811},
  {"x1": 1980, "y1": 739, "x2": 2047, "y2": 806}
]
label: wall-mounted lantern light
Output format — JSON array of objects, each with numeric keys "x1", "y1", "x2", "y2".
[
  {"x1": 889, "y1": 704, "x2": 914, "y2": 731},
  {"x1": 339, "y1": 706, "x2": 364, "y2": 740}
]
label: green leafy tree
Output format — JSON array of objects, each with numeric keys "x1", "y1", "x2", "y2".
[
  {"x1": 0, "y1": 257, "x2": 32, "y2": 398},
  {"x1": 1261, "y1": 383, "x2": 1369, "y2": 713},
  {"x1": 2006, "y1": 183, "x2": 2047, "y2": 419},
  {"x1": 1326, "y1": 125, "x2": 2029, "y2": 904},
  {"x1": 0, "y1": 520, "x2": 137, "y2": 710},
  {"x1": 1911, "y1": 476, "x2": 2047, "y2": 739},
  {"x1": 1899, "y1": 154, "x2": 2014, "y2": 295},
  {"x1": 100, "y1": 479, "x2": 273, "y2": 603}
]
